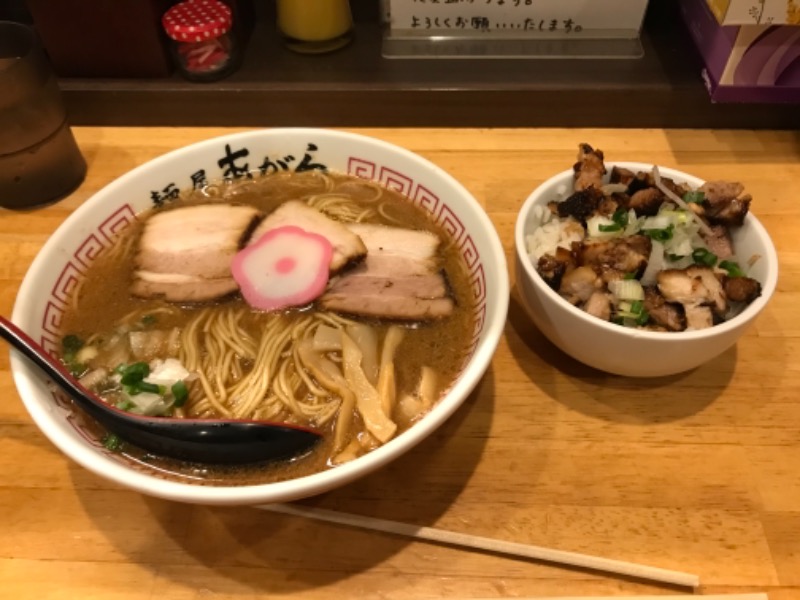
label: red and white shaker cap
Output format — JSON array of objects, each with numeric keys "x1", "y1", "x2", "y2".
[{"x1": 162, "y1": 0, "x2": 233, "y2": 43}]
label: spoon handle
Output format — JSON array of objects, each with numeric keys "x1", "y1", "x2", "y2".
[{"x1": 0, "y1": 315, "x2": 88, "y2": 400}]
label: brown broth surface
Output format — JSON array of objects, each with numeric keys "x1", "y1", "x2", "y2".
[{"x1": 58, "y1": 171, "x2": 477, "y2": 485}]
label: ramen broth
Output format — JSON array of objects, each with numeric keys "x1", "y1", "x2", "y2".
[{"x1": 57, "y1": 170, "x2": 477, "y2": 485}]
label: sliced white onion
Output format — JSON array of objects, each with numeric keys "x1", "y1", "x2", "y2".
[
  {"x1": 145, "y1": 358, "x2": 190, "y2": 387},
  {"x1": 125, "y1": 392, "x2": 170, "y2": 416},
  {"x1": 641, "y1": 214, "x2": 672, "y2": 231},
  {"x1": 601, "y1": 183, "x2": 628, "y2": 195},
  {"x1": 640, "y1": 240, "x2": 665, "y2": 286},
  {"x1": 623, "y1": 209, "x2": 641, "y2": 236},
  {"x1": 609, "y1": 279, "x2": 645, "y2": 302},
  {"x1": 666, "y1": 254, "x2": 694, "y2": 269},
  {"x1": 586, "y1": 215, "x2": 623, "y2": 240},
  {"x1": 659, "y1": 209, "x2": 691, "y2": 225},
  {"x1": 652, "y1": 165, "x2": 714, "y2": 236},
  {"x1": 664, "y1": 227, "x2": 695, "y2": 257}
]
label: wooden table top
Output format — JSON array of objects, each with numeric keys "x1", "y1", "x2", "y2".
[{"x1": 1, "y1": 128, "x2": 798, "y2": 600}]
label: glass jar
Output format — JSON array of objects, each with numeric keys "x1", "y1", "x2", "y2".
[
  {"x1": 162, "y1": 0, "x2": 240, "y2": 82},
  {"x1": 276, "y1": 0, "x2": 353, "y2": 54}
]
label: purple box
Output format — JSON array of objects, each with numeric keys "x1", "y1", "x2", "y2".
[{"x1": 680, "y1": 0, "x2": 800, "y2": 102}]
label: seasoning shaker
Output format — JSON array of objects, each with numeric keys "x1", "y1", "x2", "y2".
[{"x1": 162, "y1": 0, "x2": 241, "y2": 82}]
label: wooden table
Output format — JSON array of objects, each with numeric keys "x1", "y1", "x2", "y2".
[{"x1": 1, "y1": 128, "x2": 798, "y2": 600}]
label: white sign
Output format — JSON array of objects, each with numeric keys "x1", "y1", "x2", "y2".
[
  {"x1": 708, "y1": 0, "x2": 800, "y2": 24},
  {"x1": 386, "y1": 0, "x2": 649, "y2": 34}
]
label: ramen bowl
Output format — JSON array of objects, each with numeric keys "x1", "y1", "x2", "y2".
[
  {"x1": 514, "y1": 162, "x2": 778, "y2": 378},
  {"x1": 10, "y1": 128, "x2": 509, "y2": 505}
]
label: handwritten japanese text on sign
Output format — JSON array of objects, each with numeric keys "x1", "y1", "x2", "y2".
[{"x1": 387, "y1": 0, "x2": 649, "y2": 33}]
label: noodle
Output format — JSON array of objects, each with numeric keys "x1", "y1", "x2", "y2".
[
  {"x1": 334, "y1": 179, "x2": 384, "y2": 202},
  {"x1": 273, "y1": 359, "x2": 302, "y2": 417},
  {"x1": 377, "y1": 202, "x2": 408, "y2": 226},
  {"x1": 316, "y1": 170, "x2": 336, "y2": 193},
  {"x1": 307, "y1": 193, "x2": 378, "y2": 223},
  {"x1": 174, "y1": 305, "x2": 348, "y2": 426},
  {"x1": 103, "y1": 227, "x2": 139, "y2": 263},
  {"x1": 69, "y1": 278, "x2": 86, "y2": 312},
  {"x1": 293, "y1": 344, "x2": 327, "y2": 397}
]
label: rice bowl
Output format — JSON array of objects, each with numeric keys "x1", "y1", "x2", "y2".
[{"x1": 514, "y1": 158, "x2": 778, "y2": 377}]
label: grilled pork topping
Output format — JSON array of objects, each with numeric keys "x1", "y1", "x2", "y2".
[{"x1": 132, "y1": 204, "x2": 263, "y2": 302}]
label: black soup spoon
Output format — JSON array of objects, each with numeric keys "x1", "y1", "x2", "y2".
[{"x1": 0, "y1": 316, "x2": 322, "y2": 465}]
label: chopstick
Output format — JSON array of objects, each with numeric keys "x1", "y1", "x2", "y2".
[{"x1": 256, "y1": 503, "x2": 700, "y2": 589}]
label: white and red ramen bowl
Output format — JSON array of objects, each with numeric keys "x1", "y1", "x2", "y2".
[
  {"x1": 514, "y1": 162, "x2": 778, "y2": 378},
  {"x1": 10, "y1": 128, "x2": 509, "y2": 505}
]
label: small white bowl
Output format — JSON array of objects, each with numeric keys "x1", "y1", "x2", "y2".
[
  {"x1": 514, "y1": 162, "x2": 778, "y2": 378},
  {"x1": 10, "y1": 128, "x2": 509, "y2": 505}
]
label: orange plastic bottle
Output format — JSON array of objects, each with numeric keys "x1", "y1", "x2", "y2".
[{"x1": 276, "y1": 0, "x2": 353, "y2": 53}]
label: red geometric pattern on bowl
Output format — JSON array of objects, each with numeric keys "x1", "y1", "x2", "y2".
[
  {"x1": 347, "y1": 157, "x2": 377, "y2": 180},
  {"x1": 41, "y1": 301, "x2": 66, "y2": 359},
  {"x1": 55, "y1": 390, "x2": 121, "y2": 462},
  {"x1": 378, "y1": 167, "x2": 414, "y2": 196},
  {"x1": 51, "y1": 262, "x2": 84, "y2": 304},
  {"x1": 436, "y1": 203, "x2": 467, "y2": 244},
  {"x1": 467, "y1": 266, "x2": 487, "y2": 353},
  {"x1": 413, "y1": 184, "x2": 442, "y2": 217},
  {"x1": 99, "y1": 205, "x2": 137, "y2": 243},
  {"x1": 50, "y1": 390, "x2": 71, "y2": 410},
  {"x1": 73, "y1": 234, "x2": 107, "y2": 272},
  {"x1": 39, "y1": 204, "x2": 138, "y2": 352},
  {"x1": 54, "y1": 389, "x2": 130, "y2": 466},
  {"x1": 460, "y1": 235, "x2": 480, "y2": 270}
]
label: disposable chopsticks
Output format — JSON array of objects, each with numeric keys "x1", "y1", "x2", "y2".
[{"x1": 256, "y1": 503, "x2": 700, "y2": 589}]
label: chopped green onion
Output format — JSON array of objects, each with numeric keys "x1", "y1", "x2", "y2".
[
  {"x1": 692, "y1": 247, "x2": 718, "y2": 267},
  {"x1": 612, "y1": 208, "x2": 629, "y2": 228},
  {"x1": 719, "y1": 260, "x2": 745, "y2": 277},
  {"x1": 62, "y1": 334, "x2": 84, "y2": 354},
  {"x1": 61, "y1": 335, "x2": 87, "y2": 376},
  {"x1": 630, "y1": 300, "x2": 644, "y2": 314},
  {"x1": 116, "y1": 399, "x2": 136, "y2": 411},
  {"x1": 125, "y1": 381, "x2": 160, "y2": 396},
  {"x1": 102, "y1": 434, "x2": 123, "y2": 451},
  {"x1": 623, "y1": 272, "x2": 637, "y2": 280},
  {"x1": 683, "y1": 190, "x2": 706, "y2": 204},
  {"x1": 119, "y1": 362, "x2": 150, "y2": 385},
  {"x1": 172, "y1": 380, "x2": 189, "y2": 407},
  {"x1": 636, "y1": 310, "x2": 650, "y2": 326},
  {"x1": 598, "y1": 223, "x2": 622, "y2": 233},
  {"x1": 643, "y1": 224, "x2": 675, "y2": 242},
  {"x1": 667, "y1": 253, "x2": 685, "y2": 262},
  {"x1": 136, "y1": 381, "x2": 161, "y2": 395}
]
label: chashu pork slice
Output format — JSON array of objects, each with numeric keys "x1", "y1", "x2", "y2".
[
  {"x1": 347, "y1": 222, "x2": 440, "y2": 269},
  {"x1": 132, "y1": 204, "x2": 263, "y2": 302},
  {"x1": 319, "y1": 223, "x2": 454, "y2": 321},
  {"x1": 249, "y1": 200, "x2": 367, "y2": 273}
]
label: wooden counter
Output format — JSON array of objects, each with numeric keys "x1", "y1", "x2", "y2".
[{"x1": 1, "y1": 128, "x2": 799, "y2": 599}]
